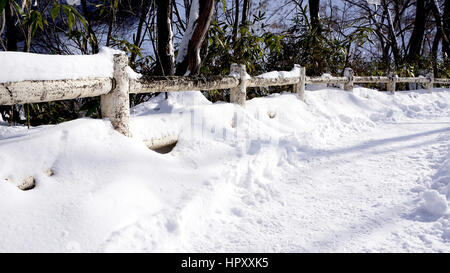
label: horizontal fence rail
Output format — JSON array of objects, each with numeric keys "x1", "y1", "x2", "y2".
[
  {"x1": 0, "y1": 78, "x2": 113, "y2": 105},
  {"x1": 396, "y1": 77, "x2": 431, "y2": 83},
  {"x1": 435, "y1": 78, "x2": 450, "y2": 84},
  {"x1": 130, "y1": 75, "x2": 239, "y2": 94},
  {"x1": 306, "y1": 76, "x2": 350, "y2": 84},
  {"x1": 247, "y1": 75, "x2": 300, "y2": 87},
  {"x1": 354, "y1": 76, "x2": 390, "y2": 84},
  {"x1": 1, "y1": 52, "x2": 449, "y2": 139}
]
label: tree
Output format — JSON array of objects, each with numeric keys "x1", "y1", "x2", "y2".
[
  {"x1": 308, "y1": 0, "x2": 325, "y2": 74},
  {"x1": 4, "y1": 0, "x2": 18, "y2": 51},
  {"x1": 444, "y1": 0, "x2": 450, "y2": 58},
  {"x1": 309, "y1": 0, "x2": 321, "y2": 34},
  {"x1": 232, "y1": 0, "x2": 251, "y2": 42},
  {"x1": 155, "y1": 0, "x2": 174, "y2": 76},
  {"x1": 242, "y1": 0, "x2": 250, "y2": 26},
  {"x1": 175, "y1": 0, "x2": 215, "y2": 76},
  {"x1": 430, "y1": 0, "x2": 447, "y2": 73},
  {"x1": 406, "y1": 0, "x2": 429, "y2": 62},
  {"x1": 232, "y1": 0, "x2": 239, "y2": 42}
]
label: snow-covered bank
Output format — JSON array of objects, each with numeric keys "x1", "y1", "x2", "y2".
[{"x1": 0, "y1": 87, "x2": 449, "y2": 252}]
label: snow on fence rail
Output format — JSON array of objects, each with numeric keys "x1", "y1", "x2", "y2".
[{"x1": 1, "y1": 52, "x2": 449, "y2": 138}]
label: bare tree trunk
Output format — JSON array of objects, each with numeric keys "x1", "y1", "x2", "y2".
[
  {"x1": 308, "y1": 0, "x2": 323, "y2": 74},
  {"x1": 175, "y1": 0, "x2": 214, "y2": 76},
  {"x1": 5, "y1": 0, "x2": 17, "y2": 51},
  {"x1": 156, "y1": 0, "x2": 174, "y2": 76},
  {"x1": 444, "y1": 0, "x2": 450, "y2": 58},
  {"x1": 241, "y1": 0, "x2": 250, "y2": 26},
  {"x1": 309, "y1": 0, "x2": 321, "y2": 34},
  {"x1": 382, "y1": 0, "x2": 400, "y2": 68},
  {"x1": 431, "y1": 0, "x2": 445, "y2": 74},
  {"x1": 407, "y1": 0, "x2": 428, "y2": 62},
  {"x1": 232, "y1": 0, "x2": 240, "y2": 42}
]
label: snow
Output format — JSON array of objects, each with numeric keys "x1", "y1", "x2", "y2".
[
  {"x1": 126, "y1": 66, "x2": 142, "y2": 80},
  {"x1": 0, "y1": 47, "x2": 140, "y2": 83},
  {"x1": 229, "y1": 69, "x2": 251, "y2": 81},
  {"x1": 444, "y1": 228, "x2": 450, "y2": 241},
  {"x1": 65, "y1": 0, "x2": 80, "y2": 5},
  {"x1": 366, "y1": 0, "x2": 381, "y2": 5},
  {"x1": 434, "y1": 150, "x2": 450, "y2": 199},
  {"x1": 1, "y1": 86, "x2": 450, "y2": 252},
  {"x1": 256, "y1": 66, "x2": 300, "y2": 80},
  {"x1": 420, "y1": 190, "x2": 448, "y2": 217}
]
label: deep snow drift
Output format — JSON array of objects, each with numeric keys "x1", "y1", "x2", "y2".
[{"x1": 0, "y1": 87, "x2": 449, "y2": 252}]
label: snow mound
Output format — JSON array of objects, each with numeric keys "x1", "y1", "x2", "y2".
[{"x1": 420, "y1": 190, "x2": 448, "y2": 217}]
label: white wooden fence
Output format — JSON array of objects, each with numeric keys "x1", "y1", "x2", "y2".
[{"x1": 1, "y1": 52, "x2": 450, "y2": 138}]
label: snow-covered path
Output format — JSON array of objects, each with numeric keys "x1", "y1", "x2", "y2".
[
  {"x1": 1, "y1": 87, "x2": 449, "y2": 252},
  {"x1": 101, "y1": 89, "x2": 450, "y2": 252},
  {"x1": 179, "y1": 120, "x2": 450, "y2": 252}
]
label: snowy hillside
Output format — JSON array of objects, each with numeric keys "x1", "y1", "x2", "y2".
[{"x1": 1, "y1": 87, "x2": 450, "y2": 252}]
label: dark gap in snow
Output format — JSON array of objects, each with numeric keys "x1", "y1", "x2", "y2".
[{"x1": 150, "y1": 141, "x2": 177, "y2": 154}]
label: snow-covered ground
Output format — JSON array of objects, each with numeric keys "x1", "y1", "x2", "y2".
[{"x1": 0, "y1": 87, "x2": 450, "y2": 252}]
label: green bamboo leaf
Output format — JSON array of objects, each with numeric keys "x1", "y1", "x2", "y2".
[
  {"x1": 50, "y1": 4, "x2": 60, "y2": 21},
  {"x1": 37, "y1": 14, "x2": 44, "y2": 31},
  {"x1": 71, "y1": 7, "x2": 88, "y2": 29},
  {"x1": 67, "y1": 12, "x2": 75, "y2": 32},
  {"x1": 62, "y1": 5, "x2": 70, "y2": 18},
  {"x1": 221, "y1": 0, "x2": 226, "y2": 14}
]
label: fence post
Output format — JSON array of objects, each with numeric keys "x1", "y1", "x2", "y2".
[
  {"x1": 293, "y1": 64, "x2": 299, "y2": 94},
  {"x1": 426, "y1": 72, "x2": 434, "y2": 93},
  {"x1": 293, "y1": 65, "x2": 306, "y2": 102},
  {"x1": 230, "y1": 63, "x2": 248, "y2": 108},
  {"x1": 101, "y1": 53, "x2": 132, "y2": 137},
  {"x1": 387, "y1": 72, "x2": 397, "y2": 94},
  {"x1": 344, "y1": 68, "x2": 354, "y2": 92}
]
